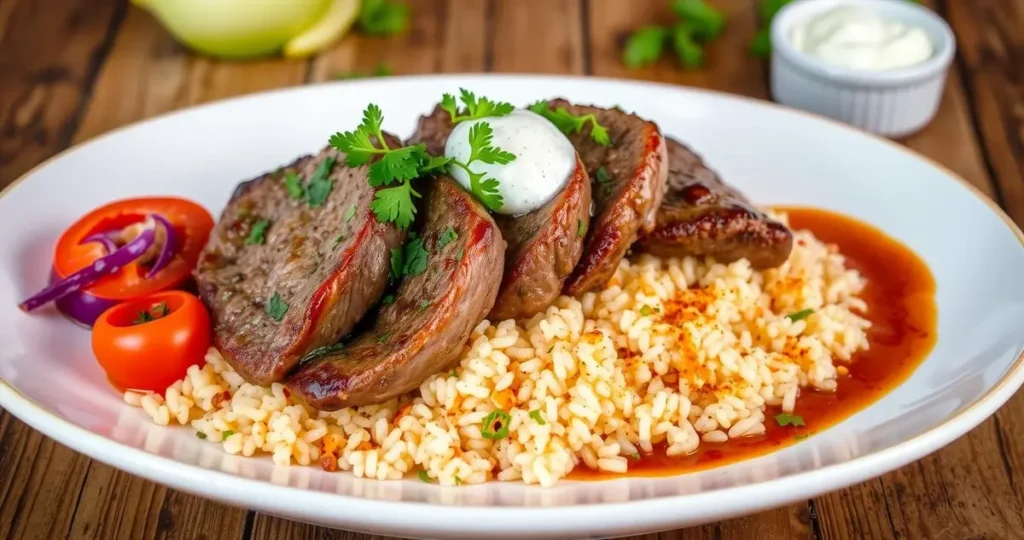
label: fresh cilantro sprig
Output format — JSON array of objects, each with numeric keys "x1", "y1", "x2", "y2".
[
  {"x1": 359, "y1": 0, "x2": 409, "y2": 36},
  {"x1": 623, "y1": 0, "x2": 724, "y2": 69},
  {"x1": 330, "y1": 104, "x2": 441, "y2": 229},
  {"x1": 441, "y1": 88, "x2": 515, "y2": 125},
  {"x1": 527, "y1": 101, "x2": 611, "y2": 146},
  {"x1": 446, "y1": 122, "x2": 513, "y2": 212}
]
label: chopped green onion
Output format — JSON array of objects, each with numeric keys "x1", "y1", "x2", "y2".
[{"x1": 481, "y1": 410, "x2": 512, "y2": 440}]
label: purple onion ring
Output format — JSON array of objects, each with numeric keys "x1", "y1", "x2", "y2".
[
  {"x1": 81, "y1": 232, "x2": 118, "y2": 255},
  {"x1": 146, "y1": 213, "x2": 177, "y2": 278}
]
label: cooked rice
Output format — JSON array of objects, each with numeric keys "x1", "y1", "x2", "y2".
[{"x1": 126, "y1": 215, "x2": 870, "y2": 487}]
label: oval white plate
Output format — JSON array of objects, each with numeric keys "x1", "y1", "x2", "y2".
[{"x1": 1, "y1": 75, "x2": 1023, "y2": 540}]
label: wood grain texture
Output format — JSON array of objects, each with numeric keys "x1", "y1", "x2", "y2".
[
  {"x1": 0, "y1": 0, "x2": 124, "y2": 187},
  {"x1": 3, "y1": 1, "x2": 1024, "y2": 539}
]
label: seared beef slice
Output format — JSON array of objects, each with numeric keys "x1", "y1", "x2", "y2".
[
  {"x1": 409, "y1": 106, "x2": 591, "y2": 321},
  {"x1": 636, "y1": 138, "x2": 793, "y2": 268},
  {"x1": 287, "y1": 177, "x2": 505, "y2": 409},
  {"x1": 546, "y1": 100, "x2": 668, "y2": 295},
  {"x1": 194, "y1": 143, "x2": 405, "y2": 385}
]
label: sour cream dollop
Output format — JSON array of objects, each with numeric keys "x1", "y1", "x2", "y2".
[
  {"x1": 790, "y1": 6, "x2": 934, "y2": 71},
  {"x1": 445, "y1": 109, "x2": 576, "y2": 215}
]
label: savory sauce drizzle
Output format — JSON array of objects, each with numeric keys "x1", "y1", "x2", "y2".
[{"x1": 569, "y1": 207, "x2": 937, "y2": 479}]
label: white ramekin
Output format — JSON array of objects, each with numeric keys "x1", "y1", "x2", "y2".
[{"x1": 770, "y1": 0, "x2": 956, "y2": 138}]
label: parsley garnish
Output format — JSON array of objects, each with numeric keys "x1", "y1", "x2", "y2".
[
  {"x1": 329, "y1": 104, "x2": 442, "y2": 229},
  {"x1": 418, "y1": 470, "x2": 431, "y2": 483},
  {"x1": 786, "y1": 308, "x2": 814, "y2": 322},
  {"x1": 331, "y1": 232, "x2": 345, "y2": 248},
  {"x1": 623, "y1": 26, "x2": 667, "y2": 68},
  {"x1": 577, "y1": 219, "x2": 586, "y2": 238},
  {"x1": 344, "y1": 204, "x2": 357, "y2": 222},
  {"x1": 775, "y1": 413, "x2": 805, "y2": 427},
  {"x1": 133, "y1": 302, "x2": 170, "y2": 325},
  {"x1": 381, "y1": 294, "x2": 395, "y2": 305},
  {"x1": 390, "y1": 247, "x2": 404, "y2": 282},
  {"x1": 454, "y1": 476, "x2": 462, "y2": 486},
  {"x1": 265, "y1": 293, "x2": 289, "y2": 322},
  {"x1": 440, "y1": 88, "x2": 515, "y2": 124},
  {"x1": 595, "y1": 166, "x2": 613, "y2": 196},
  {"x1": 245, "y1": 219, "x2": 271, "y2": 245},
  {"x1": 527, "y1": 101, "x2": 611, "y2": 146},
  {"x1": 446, "y1": 122, "x2": 513, "y2": 212},
  {"x1": 300, "y1": 342, "x2": 345, "y2": 363},
  {"x1": 284, "y1": 170, "x2": 305, "y2": 199},
  {"x1": 359, "y1": 0, "x2": 409, "y2": 35},
  {"x1": 305, "y1": 156, "x2": 337, "y2": 208},
  {"x1": 622, "y1": 0, "x2": 725, "y2": 69},
  {"x1": 455, "y1": 247, "x2": 464, "y2": 261},
  {"x1": 222, "y1": 430, "x2": 235, "y2": 440},
  {"x1": 437, "y1": 226, "x2": 458, "y2": 249},
  {"x1": 639, "y1": 305, "x2": 653, "y2": 316},
  {"x1": 449, "y1": 368, "x2": 459, "y2": 378},
  {"x1": 391, "y1": 238, "x2": 429, "y2": 282},
  {"x1": 417, "y1": 299, "x2": 431, "y2": 313},
  {"x1": 196, "y1": 431, "x2": 207, "y2": 439},
  {"x1": 481, "y1": 410, "x2": 511, "y2": 440},
  {"x1": 529, "y1": 409, "x2": 546, "y2": 425},
  {"x1": 376, "y1": 332, "x2": 393, "y2": 344}
]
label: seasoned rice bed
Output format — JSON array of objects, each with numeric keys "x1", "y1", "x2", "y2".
[{"x1": 127, "y1": 218, "x2": 870, "y2": 487}]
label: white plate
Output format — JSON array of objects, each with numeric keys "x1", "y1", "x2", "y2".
[{"x1": 1, "y1": 75, "x2": 1023, "y2": 540}]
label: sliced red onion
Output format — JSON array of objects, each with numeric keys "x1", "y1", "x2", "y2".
[
  {"x1": 51, "y1": 267, "x2": 120, "y2": 327},
  {"x1": 18, "y1": 221, "x2": 157, "y2": 312},
  {"x1": 146, "y1": 213, "x2": 177, "y2": 278},
  {"x1": 82, "y1": 233, "x2": 118, "y2": 254}
]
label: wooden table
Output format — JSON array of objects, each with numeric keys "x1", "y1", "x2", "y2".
[{"x1": 1, "y1": 1, "x2": 1022, "y2": 538}]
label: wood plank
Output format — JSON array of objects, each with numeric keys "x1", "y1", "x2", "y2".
[
  {"x1": 0, "y1": 0, "x2": 124, "y2": 188},
  {"x1": 308, "y1": 0, "x2": 481, "y2": 81},
  {"x1": 588, "y1": 0, "x2": 767, "y2": 97},
  {"x1": 946, "y1": 0, "x2": 1024, "y2": 223},
  {"x1": 491, "y1": 0, "x2": 585, "y2": 74}
]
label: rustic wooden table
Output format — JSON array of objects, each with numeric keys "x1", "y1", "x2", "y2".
[{"x1": 2, "y1": 0, "x2": 1022, "y2": 538}]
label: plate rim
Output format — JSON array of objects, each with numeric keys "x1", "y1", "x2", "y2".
[{"x1": 1, "y1": 73, "x2": 1023, "y2": 536}]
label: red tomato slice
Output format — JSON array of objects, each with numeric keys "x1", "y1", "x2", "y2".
[{"x1": 53, "y1": 197, "x2": 214, "y2": 300}]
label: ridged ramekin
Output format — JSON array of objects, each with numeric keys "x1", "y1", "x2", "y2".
[{"x1": 770, "y1": 0, "x2": 956, "y2": 138}]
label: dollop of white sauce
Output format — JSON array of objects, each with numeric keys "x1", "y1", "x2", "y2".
[
  {"x1": 790, "y1": 6, "x2": 934, "y2": 71},
  {"x1": 444, "y1": 109, "x2": 576, "y2": 215}
]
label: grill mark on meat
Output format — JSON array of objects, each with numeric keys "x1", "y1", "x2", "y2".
[
  {"x1": 194, "y1": 138, "x2": 406, "y2": 385},
  {"x1": 408, "y1": 105, "x2": 591, "y2": 321},
  {"x1": 548, "y1": 99, "x2": 669, "y2": 295},
  {"x1": 636, "y1": 137, "x2": 793, "y2": 268},
  {"x1": 287, "y1": 178, "x2": 505, "y2": 409}
]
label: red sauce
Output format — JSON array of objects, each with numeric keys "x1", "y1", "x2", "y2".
[{"x1": 569, "y1": 207, "x2": 937, "y2": 479}]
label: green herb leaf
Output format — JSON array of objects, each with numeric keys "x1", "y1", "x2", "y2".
[
  {"x1": 577, "y1": 218, "x2": 586, "y2": 238},
  {"x1": 196, "y1": 431, "x2": 207, "y2": 439},
  {"x1": 449, "y1": 368, "x2": 460, "y2": 378},
  {"x1": 390, "y1": 246, "x2": 405, "y2": 282},
  {"x1": 760, "y1": 0, "x2": 794, "y2": 22},
  {"x1": 372, "y1": 181, "x2": 419, "y2": 230},
  {"x1": 344, "y1": 204, "x2": 357, "y2": 222},
  {"x1": 302, "y1": 342, "x2": 345, "y2": 363},
  {"x1": 467, "y1": 122, "x2": 516, "y2": 165},
  {"x1": 222, "y1": 430, "x2": 235, "y2": 441},
  {"x1": 305, "y1": 156, "x2": 337, "y2": 208},
  {"x1": 401, "y1": 237, "x2": 429, "y2": 277},
  {"x1": 595, "y1": 166, "x2": 613, "y2": 197},
  {"x1": 527, "y1": 102, "x2": 611, "y2": 146},
  {"x1": 418, "y1": 299, "x2": 431, "y2": 313},
  {"x1": 455, "y1": 247, "x2": 464, "y2": 261},
  {"x1": 265, "y1": 293, "x2": 289, "y2": 322},
  {"x1": 437, "y1": 226, "x2": 458, "y2": 249},
  {"x1": 376, "y1": 332, "x2": 393, "y2": 344},
  {"x1": 529, "y1": 409, "x2": 546, "y2": 425},
  {"x1": 381, "y1": 294, "x2": 395, "y2": 305},
  {"x1": 672, "y1": 24, "x2": 705, "y2": 69},
  {"x1": 481, "y1": 410, "x2": 512, "y2": 440},
  {"x1": 332, "y1": 232, "x2": 345, "y2": 248},
  {"x1": 368, "y1": 145, "x2": 427, "y2": 186},
  {"x1": 418, "y1": 470, "x2": 431, "y2": 483},
  {"x1": 245, "y1": 218, "x2": 271, "y2": 245},
  {"x1": 443, "y1": 88, "x2": 515, "y2": 124},
  {"x1": 454, "y1": 476, "x2": 462, "y2": 486},
  {"x1": 623, "y1": 26, "x2": 668, "y2": 68},
  {"x1": 786, "y1": 308, "x2": 814, "y2": 322},
  {"x1": 639, "y1": 305, "x2": 653, "y2": 316},
  {"x1": 671, "y1": 0, "x2": 726, "y2": 40},
  {"x1": 750, "y1": 28, "x2": 772, "y2": 58},
  {"x1": 775, "y1": 413, "x2": 805, "y2": 427},
  {"x1": 359, "y1": 0, "x2": 409, "y2": 35},
  {"x1": 284, "y1": 170, "x2": 305, "y2": 199}
]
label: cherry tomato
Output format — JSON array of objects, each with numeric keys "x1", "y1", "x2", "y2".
[
  {"x1": 92, "y1": 290, "x2": 211, "y2": 393},
  {"x1": 53, "y1": 197, "x2": 214, "y2": 301}
]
